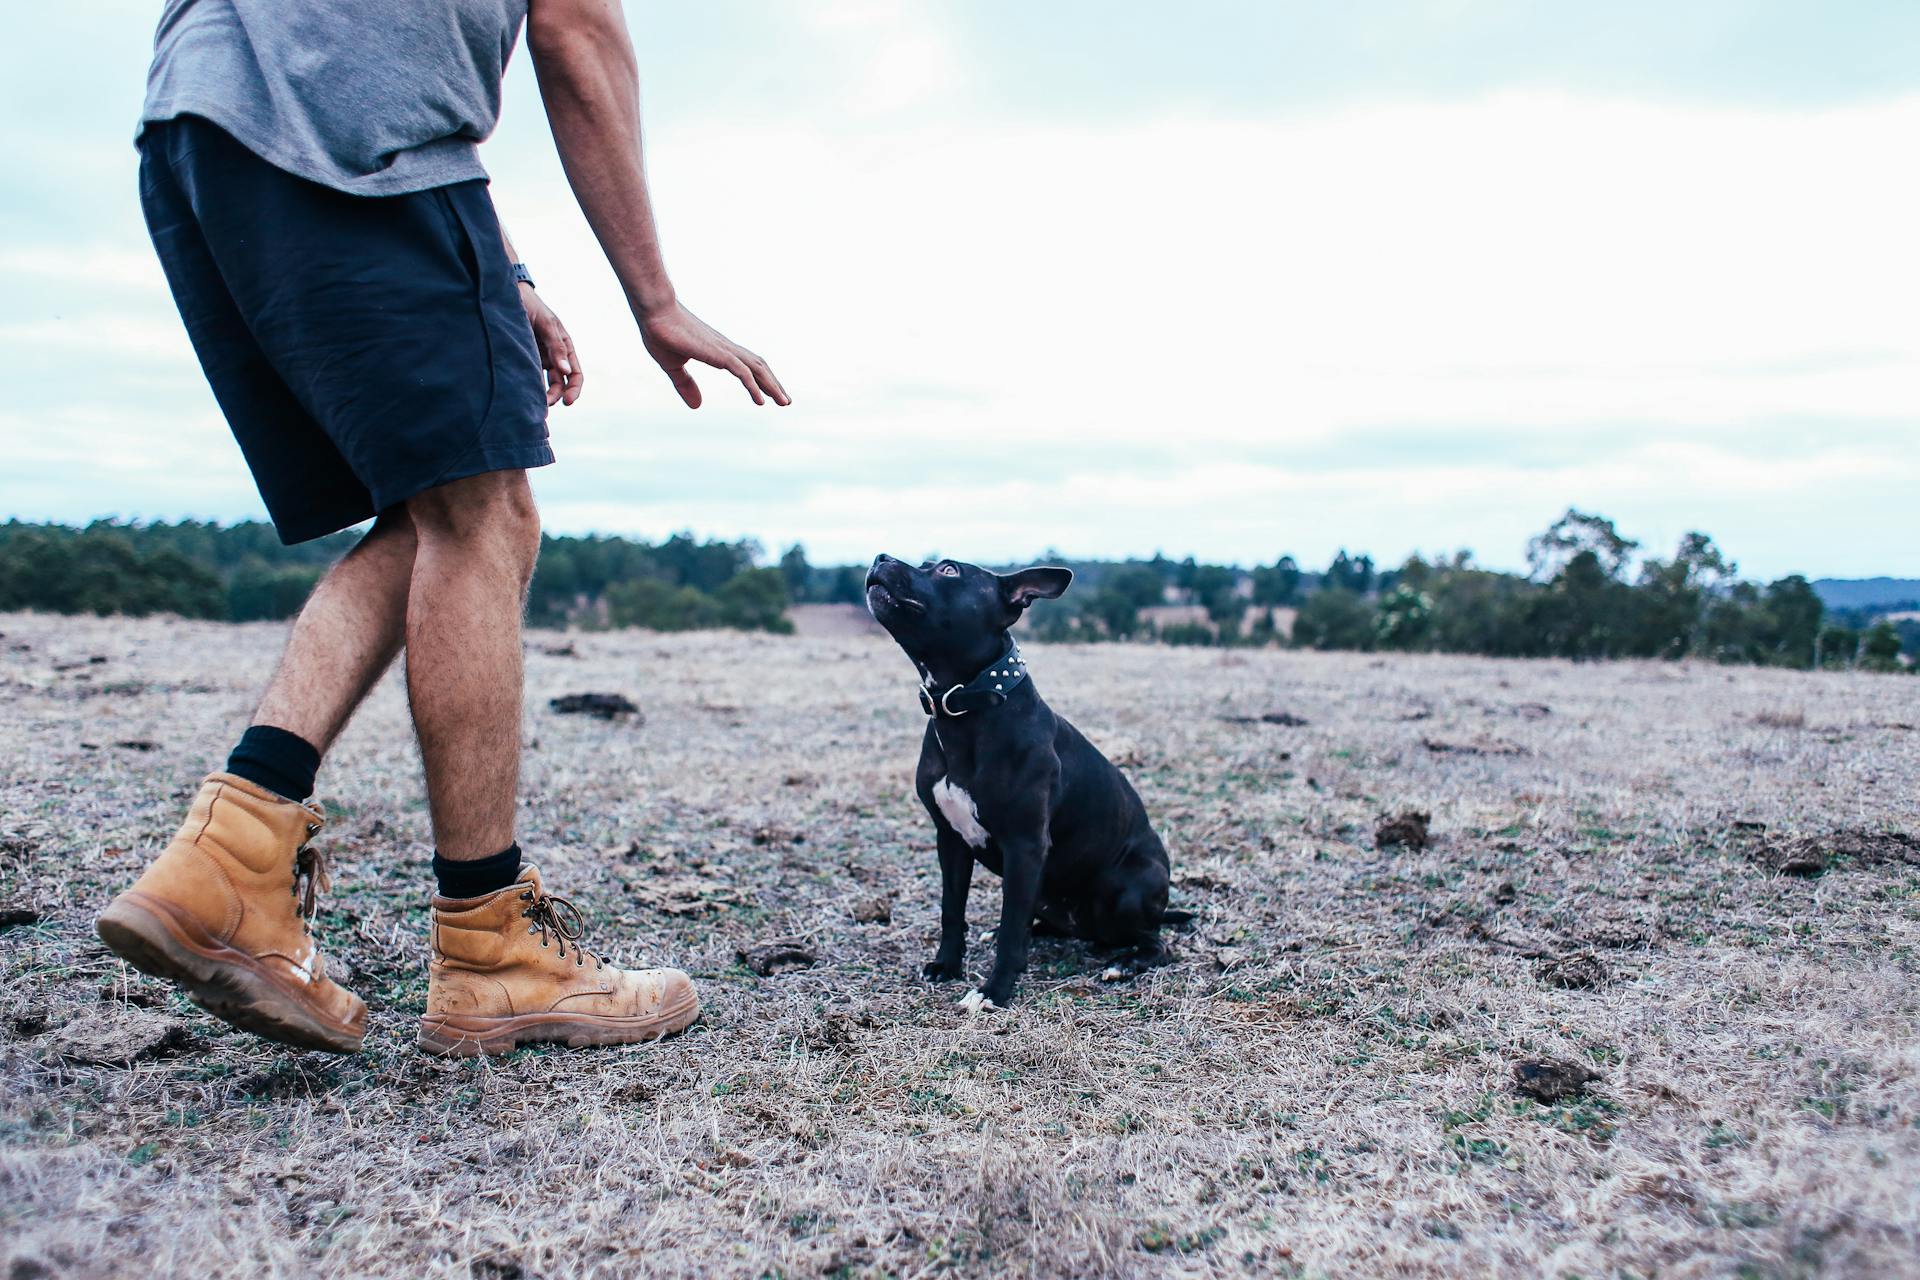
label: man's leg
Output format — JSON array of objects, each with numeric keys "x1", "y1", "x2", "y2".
[
  {"x1": 92, "y1": 517, "x2": 414, "y2": 1056},
  {"x1": 250, "y1": 510, "x2": 418, "y2": 753},
  {"x1": 401, "y1": 468, "x2": 698, "y2": 1058},
  {"x1": 402, "y1": 470, "x2": 542, "y2": 861}
]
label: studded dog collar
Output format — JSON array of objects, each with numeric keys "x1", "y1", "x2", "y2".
[{"x1": 919, "y1": 638, "x2": 1029, "y2": 717}]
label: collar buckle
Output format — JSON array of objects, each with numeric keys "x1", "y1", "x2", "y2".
[{"x1": 918, "y1": 640, "x2": 1025, "y2": 718}]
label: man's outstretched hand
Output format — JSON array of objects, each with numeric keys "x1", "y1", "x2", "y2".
[{"x1": 639, "y1": 301, "x2": 789, "y2": 409}]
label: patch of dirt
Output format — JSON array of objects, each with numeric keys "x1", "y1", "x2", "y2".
[
  {"x1": 547, "y1": 692, "x2": 641, "y2": 720},
  {"x1": 1728, "y1": 822, "x2": 1826, "y2": 875},
  {"x1": 1512, "y1": 1057, "x2": 1603, "y2": 1103},
  {"x1": 1536, "y1": 952, "x2": 1610, "y2": 989},
  {"x1": 9, "y1": 1007, "x2": 50, "y2": 1039},
  {"x1": 1375, "y1": 811, "x2": 1432, "y2": 850},
  {"x1": 809, "y1": 1010, "x2": 879, "y2": 1052},
  {"x1": 0, "y1": 906, "x2": 44, "y2": 928},
  {"x1": 849, "y1": 896, "x2": 892, "y2": 924},
  {"x1": 1221, "y1": 710, "x2": 1310, "y2": 727},
  {"x1": 1577, "y1": 919, "x2": 1652, "y2": 949},
  {"x1": 1825, "y1": 828, "x2": 1920, "y2": 868},
  {"x1": 42, "y1": 1008, "x2": 196, "y2": 1066},
  {"x1": 1723, "y1": 823, "x2": 1916, "y2": 875},
  {"x1": 1423, "y1": 736, "x2": 1527, "y2": 757},
  {"x1": 737, "y1": 940, "x2": 817, "y2": 977}
]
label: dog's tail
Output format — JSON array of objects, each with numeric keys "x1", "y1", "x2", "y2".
[{"x1": 1160, "y1": 906, "x2": 1197, "y2": 927}]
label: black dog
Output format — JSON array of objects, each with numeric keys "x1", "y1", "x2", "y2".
[{"x1": 866, "y1": 554, "x2": 1183, "y2": 1009}]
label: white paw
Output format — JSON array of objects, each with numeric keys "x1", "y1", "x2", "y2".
[
  {"x1": 1099, "y1": 965, "x2": 1128, "y2": 982},
  {"x1": 957, "y1": 989, "x2": 998, "y2": 1014}
]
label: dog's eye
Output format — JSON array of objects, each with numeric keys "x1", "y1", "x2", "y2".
[{"x1": 936, "y1": 563, "x2": 960, "y2": 578}]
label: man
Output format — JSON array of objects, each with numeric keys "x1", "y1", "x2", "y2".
[{"x1": 95, "y1": 0, "x2": 787, "y2": 1056}]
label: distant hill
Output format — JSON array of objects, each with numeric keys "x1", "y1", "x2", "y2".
[{"x1": 1813, "y1": 578, "x2": 1920, "y2": 611}]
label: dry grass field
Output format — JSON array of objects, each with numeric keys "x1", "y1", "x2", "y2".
[{"x1": 2, "y1": 611, "x2": 1917, "y2": 1279}]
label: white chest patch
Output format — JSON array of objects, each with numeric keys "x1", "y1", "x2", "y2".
[{"x1": 932, "y1": 777, "x2": 989, "y2": 849}]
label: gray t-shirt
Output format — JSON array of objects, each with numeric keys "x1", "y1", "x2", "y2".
[{"x1": 139, "y1": 0, "x2": 528, "y2": 196}]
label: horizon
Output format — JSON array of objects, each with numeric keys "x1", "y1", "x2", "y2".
[
  {"x1": 4, "y1": 2, "x2": 1916, "y2": 580},
  {"x1": 10, "y1": 511, "x2": 1912, "y2": 591}
]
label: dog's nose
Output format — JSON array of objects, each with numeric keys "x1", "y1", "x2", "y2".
[{"x1": 872, "y1": 553, "x2": 898, "y2": 567}]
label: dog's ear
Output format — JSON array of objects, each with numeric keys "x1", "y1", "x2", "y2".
[{"x1": 999, "y1": 566, "x2": 1073, "y2": 611}]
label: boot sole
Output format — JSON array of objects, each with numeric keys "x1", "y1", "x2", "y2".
[
  {"x1": 416, "y1": 991, "x2": 700, "y2": 1058},
  {"x1": 96, "y1": 892, "x2": 365, "y2": 1055}
]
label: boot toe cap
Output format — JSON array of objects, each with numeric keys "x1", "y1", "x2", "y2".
[{"x1": 657, "y1": 967, "x2": 697, "y2": 1013}]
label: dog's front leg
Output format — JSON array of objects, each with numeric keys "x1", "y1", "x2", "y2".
[
  {"x1": 975, "y1": 833, "x2": 1044, "y2": 1008},
  {"x1": 922, "y1": 828, "x2": 973, "y2": 982}
]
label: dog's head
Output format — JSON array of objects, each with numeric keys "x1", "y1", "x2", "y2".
[{"x1": 865, "y1": 554, "x2": 1072, "y2": 673}]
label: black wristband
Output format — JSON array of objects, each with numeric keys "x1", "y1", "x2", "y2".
[{"x1": 511, "y1": 262, "x2": 535, "y2": 289}]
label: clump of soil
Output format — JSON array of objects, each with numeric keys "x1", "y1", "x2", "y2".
[
  {"x1": 737, "y1": 940, "x2": 817, "y2": 977},
  {"x1": 44, "y1": 1008, "x2": 196, "y2": 1066},
  {"x1": 548, "y1": 692, "x2": 641, "y2": 720},
  {"x1": 809, "y1": 1009, "x2": 878, "y2": 1051},
  {"x1": 1578, "y1": 919, "x2": 1651, "y2": 949},
  {"x1": 1826, "y1": 828, "x2": 1920, "y2": 868},
  {"x1": 1512, "y1": 1056, "x2": 1602, "y2": 1103},
  {"x1": 1423, "y1": 737, "x2": 1526, "y2": 757},
  {"x1": 1728, "y1": 821, "x2": 1827, "y2": 875},
  {"x1": 1536, "y1": 952, "x2": 1609, "y2": 989},
  {"x1": 1375, "y1": 811, "x2": 1432, "y2": 851},
  {"x1": 1723, "y1": 821, "x2": 1918, "y2": 875},
  {"x1": 849, "y1": 896, "x2": 892, "y2": 924}
]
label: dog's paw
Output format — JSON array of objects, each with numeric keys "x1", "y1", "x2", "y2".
[
  {"x1": 957, "y1": 989, "x2": 999, "y2": 1014},
  {"x1": 1099, "y1": 965, "x2": 1130, "y2": 982},
  {"x1": 921, "y1": 960, "x2": 964, "y2": 983}
]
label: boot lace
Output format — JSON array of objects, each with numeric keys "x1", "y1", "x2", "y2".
[
  {"x1": 521, "y1": 888, "x2": 605, "y2": 969},
  {"x1": 293, "y1": 822, "x2": 329, "y2": 933}
]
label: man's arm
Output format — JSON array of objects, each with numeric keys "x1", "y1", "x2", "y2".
[{"x1": 526, "y1": 0, "x2": 788, "y2": 409}]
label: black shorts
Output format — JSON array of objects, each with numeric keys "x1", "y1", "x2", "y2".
[{"x1": 139, "y1": 116, "x2": 553, "y2": 544}]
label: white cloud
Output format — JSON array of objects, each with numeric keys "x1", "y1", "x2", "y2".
[
  {"x1": 7, "y1": 78, "x2": 1916, "y2": 578},
  {"x1": 482, "y1": 91, "x2": 1919, "y2": 573}
]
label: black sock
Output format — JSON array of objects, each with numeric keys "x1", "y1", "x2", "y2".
[
  {"x1": 225, "y1": 724, "x2": 321, "y2": 802},
  {"x1": 433, "y1": 844, "x2": 523, "y2": 899}
]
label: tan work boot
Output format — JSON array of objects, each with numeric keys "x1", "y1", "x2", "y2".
[
  {"x1": 418, "y1": 865, "x2": 698, "y2": 1057},
  {"x1": 96, "y1": 773, "x2": 366, "y2": 1053}
]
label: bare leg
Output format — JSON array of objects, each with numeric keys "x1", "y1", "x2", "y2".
[
  {"x1": 251, "y1": 511, "x2": 417, "y2": 751},
  {"x1": 402, "y1": 470, "x2": 542, "y2": 860}
]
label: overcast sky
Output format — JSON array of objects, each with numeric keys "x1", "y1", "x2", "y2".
[{"x1": 3, "y1": 1, "x2": 1915, "y2": 578}]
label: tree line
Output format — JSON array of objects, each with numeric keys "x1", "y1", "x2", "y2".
[
  {"x1": 1, "y1": 514, "x2": 1909, "y2": 670},
  {"x1": 0, "y1": 520, "x2": 793, "y2": 634},
  {"x1": 1024, "y1": 511, "x2": 1910, "y2": 671}
]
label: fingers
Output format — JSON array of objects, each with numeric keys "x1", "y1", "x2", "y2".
[
  {"x1": 721, "y1": 355, "x2": 765, "y2": 406},
  {"x1": 744, "y1": 351, "x2": 789, "y2": 406},
  {"x1": 667, "y1": 362, "x2": 702, "y2": 409},
  {"x1": 536, "y1": 320, "x2": 584, "y2": 408},
  {"x1": 555, "y1": 330, "x2": 583, "y2": 406}
]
